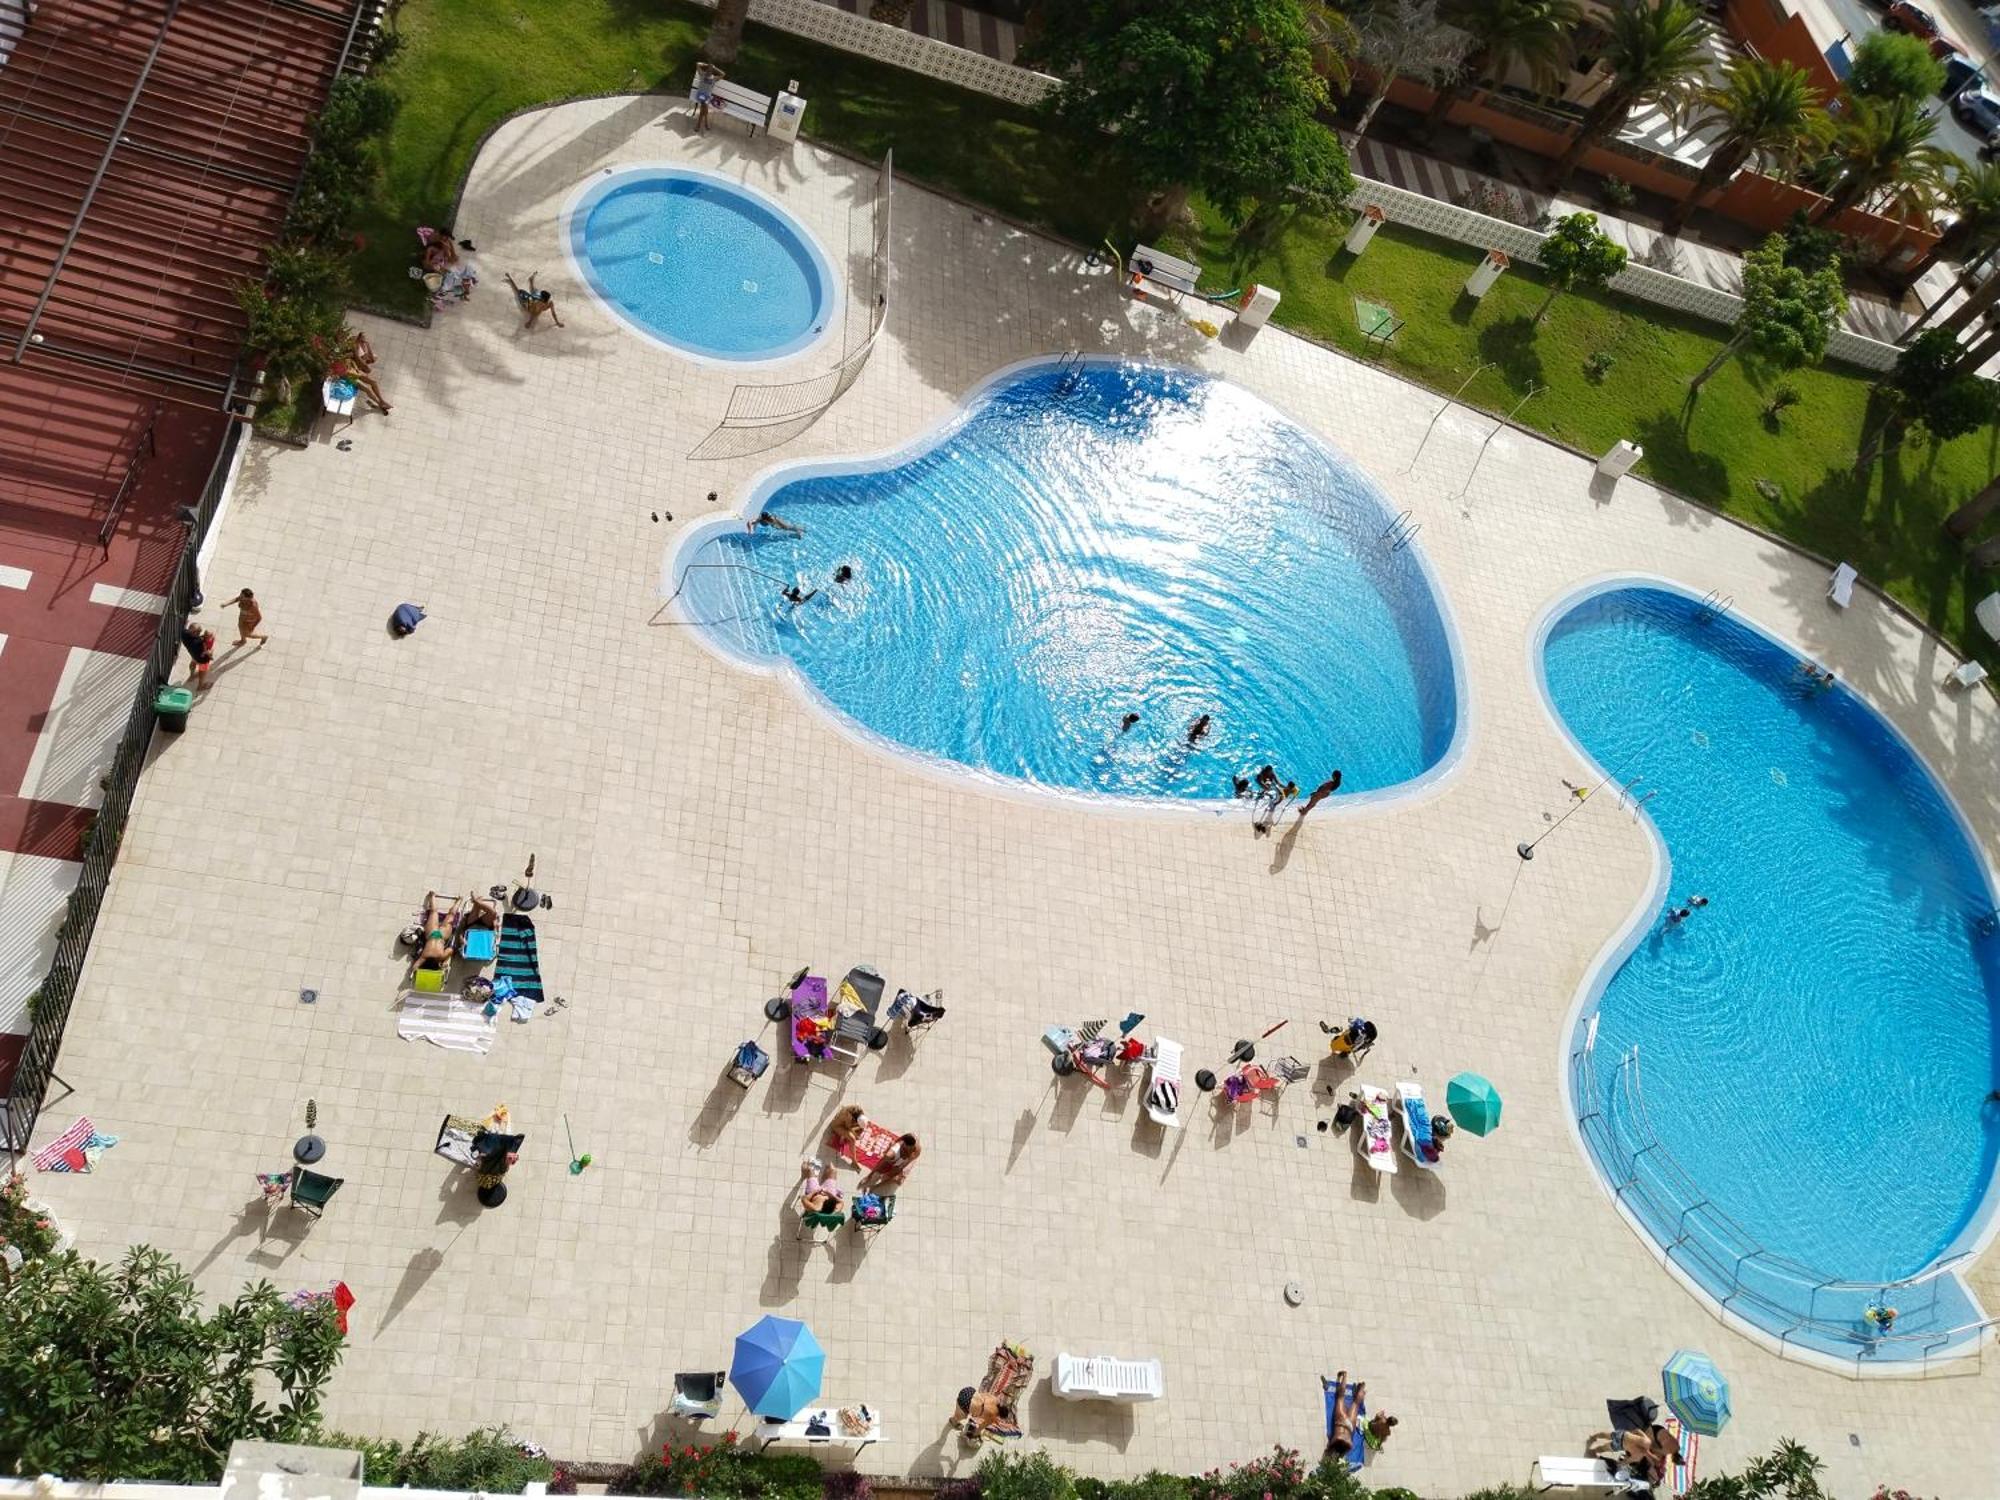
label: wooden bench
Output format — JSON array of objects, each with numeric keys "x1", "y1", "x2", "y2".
[
  {"x1": 1052, "y1": 1353, "x2": 1165, "y2": 1402},
  {"x1": 696, "y1": 71, "x2": 771, "y2": 135},
  {"x1": 1528, "y1": 1455, "x2": 1636, "y2": 1493},
  {"x1": 1128, "y1": 242, "x2": 1202, "y2": 304}
]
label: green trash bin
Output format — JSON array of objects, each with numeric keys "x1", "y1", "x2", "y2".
[{"x1": 153, "y1": 684, "x2": 195, "y2": 734}]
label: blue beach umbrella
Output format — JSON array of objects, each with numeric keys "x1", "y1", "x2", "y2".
[
  {"x1": 1661, "y1": 1348, "x2": 1732, "y2": 1436},
  {"x1": 1445, "y1": 1072, "x2": 1503, "y2": 1136},
  {"x1": 730, "y1": 1315, "x2": 826, "y2": 1419}
]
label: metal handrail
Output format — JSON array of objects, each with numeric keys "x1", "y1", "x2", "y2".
[{"x1": 1571, "y1": 1039, "x2": 1998, "y2": 1369}]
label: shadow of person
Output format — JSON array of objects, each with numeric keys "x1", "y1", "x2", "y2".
[
  {"x1": 760, "y1": 1229, "x2": 812, "y2": 1306},
  {"x1": 1270, "y1": 817, "x2": 1303, "y2": 874},
  {"x1": 1348, "y1": 1144, "x2": 1384, "y2": 1203},
  {"x1": 689, "y1": 1074, "x2": 751, "y2": 1148},
  {"x1": 196, "y1": 1196, "x2": 274, "y2": 1275},
  {"x1": 1006, "y1": 1106, "x2": 1040, "y2": 1173},
  {"x1": 1470, "y1": 904, "x2": 1501, "y2": 950},
  {"x1": 378, "y1": 1245, "x2": 447, "y2": 1335}
]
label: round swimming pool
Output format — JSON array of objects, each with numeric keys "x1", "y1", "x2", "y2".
[
  {"x1": 1543, "y1": 580, "x2": 2000, "y2": 1366},
  {"x1": 564, "y1": 165, "x2": 836, "y2": 363},
  {"x1": 668, "y1": 358, "x2": 1464, "y2": 807}
]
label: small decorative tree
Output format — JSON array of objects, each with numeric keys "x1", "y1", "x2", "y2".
[
  {"x1": 1533, "y1": 212, "x2": 1628, "y2": 322},
  {"x1": 1845, "y1": 29, "x2": 1946, "y2": 105},
  {"x1": 1688, "y1": 234, "x2": 1846, "y2": 399},
  {"x1": 1856, "y1": 327, "x2": 1996, "y2": 472},
  {"x1": 0, "y1": 1246, "x2": 345, "y2": 1481}
]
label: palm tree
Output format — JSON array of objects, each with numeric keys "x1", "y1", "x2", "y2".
[
  {"x1": 1421, "y1": 0, "x2": 1583, "y2": 135},
  {"x1": 1301, "y1": 0, "x2": 1362, "y2": 95},
  {"x1": 1906, "y1": 163, "x2": 2000, "y2": 281},
  {"x1": 1812, "y1": 96, "x2": 1951, "y2": 225},
  {"x1": 1547, "y1": 0, "x2": 1713, "y2": 193},
  {"x1": 1660, "y1": 57, "x2": 1830, "y2": 237},
  {"x1": 702, "y1": 0, "x2": 749, "y2": 65}
]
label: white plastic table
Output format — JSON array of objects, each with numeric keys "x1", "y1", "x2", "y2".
[{"x1": 752, "y1": 1404, "x2": 880, "y2": 1454}]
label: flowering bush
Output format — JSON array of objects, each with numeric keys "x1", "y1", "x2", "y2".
[
  {"x1": 0, "y1": 1171, "x2": 59, "y2": 1266},
  {"x1": 1194, "y1": 1447, "x2": 1309, "y2": 1500},
  {"x1": 621, "y1": 1434, "x2": 821, "y2": 1500}
]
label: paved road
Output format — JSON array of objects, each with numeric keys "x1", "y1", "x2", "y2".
[{"x1": 1819, "y1": 0, "x2": 1995, "y2": 167}]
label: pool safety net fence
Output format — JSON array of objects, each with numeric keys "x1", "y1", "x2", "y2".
[
  {"x1": 1571, "y1": 1033, "x2": 1996, "y2": 1375},
  {"x1": 699, "y1": 150, "x2": 891, "y2": 447},
  {"x1": 2, "y1": 423, "x2": 239, "y2": 1156}
]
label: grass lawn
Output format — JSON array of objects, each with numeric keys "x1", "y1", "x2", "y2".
[
  {"x1": 356, "y1": 0, "x2": 1999, "y2": 662},
  {"x1": 350, "y1": 0, "x2": 1125, "y2": 312}
]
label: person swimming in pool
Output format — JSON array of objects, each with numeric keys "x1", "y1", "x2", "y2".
[
  {"x1": 750, "y1": 512, "x2": 805, "y2": 536},
  {"x1": 781, "y1": 584, "x2": 818, "y2": 605},
  {"x1": 1186, "y1": 714, "x2": 1212, "y2": 745},
  {"x1": 1120, "y1": 712, "x2": 1141, "y2": 734},
  {"x1": 833, "y1": 564, "x2": 854, "y2": 584}
]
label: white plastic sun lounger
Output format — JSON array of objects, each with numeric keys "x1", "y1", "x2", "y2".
[
  {"x1": 1948, "y1": 660, "x2": 1989, "y2": 689},
  {"x1": 1352, "y1": 1083, "x2": 1397, "y2": 1173},
  {"x1": 1393, "y1": 1080, "x2": 1442, "y2": 1171},
  {"x1": 1053, "y1": 1353, "x2": 1165, "y2": 1403},
  {"x1": 1828, "y1": 562, "x2": 1857, "y2": 608},
  {"x1": 1145, "y1": 1039, "x2": 1183, "y2": 1128},
  {"x1": 1528, "y1": 1455, "x2": 1629, "y2": 1493}
]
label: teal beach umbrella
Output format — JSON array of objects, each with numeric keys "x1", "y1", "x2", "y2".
[
  {"x1": 1445, "y1": 1072, "x2": 1503, "y2": 1135},
  {"x1": 1661, "y1": 1348, "x2": 1732, "y2": 1436},
  {"x1": 730, "y1": 1315, "x2": 825, "y2": 1419}
]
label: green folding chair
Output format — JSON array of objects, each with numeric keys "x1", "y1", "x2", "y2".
[
  {"x1": 289, "y1": 1166, "x2": 345, "y2": 1220},
  {"x1": 796, "y1": 1208, "x2": 845, "y2": 1242}
]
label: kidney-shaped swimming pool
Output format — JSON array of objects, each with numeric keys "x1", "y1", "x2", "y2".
[
  {"x1": 668, "y1": 358, "x2": 1464, "y2": 807},
  {"x1": 1543, "y1": 581, "x2": 2000, "y2": 1367}
]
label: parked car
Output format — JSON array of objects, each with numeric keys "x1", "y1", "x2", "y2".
[
  {"x1": 1954, "y1": 86, "x2": 2000, "y2": 134},
  {"x1": 1943, "y1": 52, "x2": 1986, "y2": 98},
  {"x1": 1886, "y1": 1, "x2": 1962, "y2": 58}
]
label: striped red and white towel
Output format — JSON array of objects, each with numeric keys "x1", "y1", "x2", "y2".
[
  {"x1": 1665, "y1": 1416, "x2": 1699, "y2": 1495},
  {"x1": 31, "y1": 1116, "x2": 93, "y2": 1172}
]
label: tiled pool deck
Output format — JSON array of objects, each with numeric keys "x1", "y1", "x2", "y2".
[{"x1": 28, "y1": 98, "x2": 2000, "y2": 1497}]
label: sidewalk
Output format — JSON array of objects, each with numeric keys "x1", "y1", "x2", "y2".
[{"x1": 811, "y1": 0, "x2": 1022, "y2": 63}]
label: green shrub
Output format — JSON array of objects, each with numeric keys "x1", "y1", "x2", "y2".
[
  {"x1": 338, "y1": 1426, "x2": 552, "y2": 1491},
  {"x1": 1599, "y1": 175, "x2": 1636, "y2": 209},
  {"x1": 1584, "y1": 350, "x2": 1616, "y2": 383},
  {"x1": 621, "y1": 1435, "x2": 824, "y2": 1499},
  {"x1": 978, "y1": 1448, "x2": 1081, "y2": 1500},
  {"x1": 1195, "y1": 1447, "x2": 1311, "y2": 1500},
  {"x1": 1103, "y1": 1473, "x2": 1194, "y2": 1500}
]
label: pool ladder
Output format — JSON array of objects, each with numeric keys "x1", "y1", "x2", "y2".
[
  {"x1": 1381, "y1": 509, "x2": 1422, "y2": 552},
  {"x1": 1695, "y1": 587, "x2": 1734, "y2": 622},
  {"x1": 1049, "y1": 350, "x2": 1087, "y2": 400}
]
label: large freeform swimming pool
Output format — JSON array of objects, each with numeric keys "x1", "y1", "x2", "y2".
[
  {"x1": 1544, "y1": 582, "x2": 2000, "y2": 1365},
  {"x1": 565, "y1": 165, "x2": 835, "y2": 362},
  {"x1": 670, "y1": 359, "x2": 1463, "y2": 805}
]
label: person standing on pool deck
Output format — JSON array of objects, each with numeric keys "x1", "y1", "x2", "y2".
[
  {"x1": 1186, "y1": 714, "x2": 1212, "y2": 745},
  {"x1": 222, "y1": 588, "x2": 268, "y2": 646},
  {"x1": 692, "y1": 60, "x2": 725, "y2": 132},
  {"x1": 1296, "y1": 770, "x2": 1344, "y2": 822}
]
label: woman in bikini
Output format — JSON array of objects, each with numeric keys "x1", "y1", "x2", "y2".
[
  {"x1": 418, "y1": 891, "x2": 464, "y2": 967},
  {"x1": 1323, "y1": 1371, "x2": 1364, "y2": 1457}
]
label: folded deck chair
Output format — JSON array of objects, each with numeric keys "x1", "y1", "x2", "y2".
[
  {"x1": 288, "y1": 1166, "x2": 344, "y2": 1220},
  {"x1": 495, "y1": 913, "x2": 544, "y2": 1003},
  {"x1": 1394, "y1": 1080, "x2": 1442, "y2": 1169},
  {"x1": 1828, "y1": 562, "x2": 1857, "y2": 608},
  {"x1": 1145, "y1": 1038, "x2": 1184, "y2": 1127},
  {"x1": 1352, "y1": 1084, "x2": 1397, "y2": 1173},
  {"x1": 1322, "y1": 1376, "x2": 1367, "y2": 1474},
  {"x1": 829, "y1": 964, "x2": 890, "y2": 1061}
]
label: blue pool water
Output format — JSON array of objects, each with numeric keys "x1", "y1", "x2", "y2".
[
  {"x1": 672, "y1": 360, "x2": 1461, "y2": 803},
  {"x1": 566, "y1": 167, "x2": 833, "y2": 361},
  {"x1": 1545, "y1": 583, "x2": 2000, "y2": 1361}
]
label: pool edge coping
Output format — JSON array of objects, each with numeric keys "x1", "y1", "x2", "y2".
[
  {"x1": 661, "y1": 352, "x2": 1475, "y2": 821},
  {"x1": 1534, "y1": 570, "x2": 2000, "y2": 1379}
]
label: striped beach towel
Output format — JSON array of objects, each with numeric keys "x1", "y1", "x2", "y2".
[
  {"x1": 396, "y1": 991, "x2": 496, "y2": 1054},
  {"x1": 1665, "y1": 1416, "x2": 1698, "y2": 1494},
  {"x1": 32, "y1": 1116, "x2": 92, "y2": 1172},
  {"x1": 496, "y1": 914, "x2": 544, "y2": 1004}
]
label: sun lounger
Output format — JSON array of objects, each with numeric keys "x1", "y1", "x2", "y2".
[
  {"x1": 1828, "y1": 562, "x2": 1857, "y2": 608},
  {"x1": 1393, "y1": 1080, "x2": 1442, "y2": 1170},
  {"x1": 1352, "y1": 1084, "x2": 1397, "y2": 1173},
  {"x1": 1053, "y1": 1354, "x2": 1164, "y2": 1402},
  {"x1": 829, "y1": 965, "x2": 890, "y2": 1061},
  {"x1": 1145, "y1": 1038, "x2": 1184, "y2": 1127},
  {"x1": 1528, "y1": 1455, "x2": 1632, "y2": 1493},
  {"x1": 1948, "y1": 660, "x2": 1989, "y2": 689}
]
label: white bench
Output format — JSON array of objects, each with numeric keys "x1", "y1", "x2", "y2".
[
  {"x1": 1129, "y1": 243, "x2": 1201, "y2": 304},
  {"x1": 696, "y1": 72, "x2": 771, "y2": 135},
  {"x1": 752, "y1": 1403, "x2": 880, "y2": 1454},
  {"x1": 1529, "y1": 1455, "x2": 1638, "y2": 1493},
  {"x1": 1052, "y1": 1353, "x2": 1164, "y2": 1403}
]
